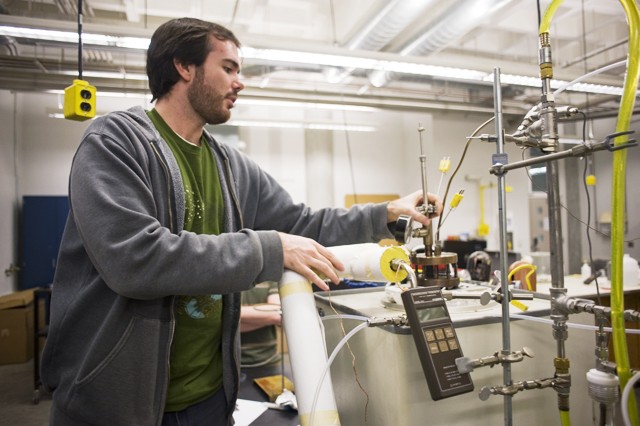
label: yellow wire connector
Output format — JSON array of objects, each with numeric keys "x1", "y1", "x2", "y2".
[
  {"x1": 510, "y1": 300, "x2": 529, "y2": 312},
  {"x1": 64, "y1": 79, "x2": 96, "y2": 121},
  {"x1": 440, "y1": 190, "x2": 464, "y2": 227},
  {"x1": 439, "y1": 156, "x2": 451, "y2": 173},
  {"x1": 450, "y1": 190, "x2": 464, "y2": 208}
]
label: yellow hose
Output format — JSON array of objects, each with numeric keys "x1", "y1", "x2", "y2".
[
  {"x1": 539, "y1": 0, "x2": 564, "y2": 34},
  {"x1": 507, "y1": 263, "x2": 536, "y2": 291},
  {"x1": 559, "y1": 409, "x2": 571, "y2": 426},
  {"x1": 611, "y1": 1, "x2": 640, "y2": 424}
]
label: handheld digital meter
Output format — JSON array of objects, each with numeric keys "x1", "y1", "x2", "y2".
[{"x1": 401, "y1": 286, "x2": 474, "y2": 400}]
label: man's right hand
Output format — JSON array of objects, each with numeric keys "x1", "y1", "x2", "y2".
[{"x1": 277, "y1": 233, "x2": 345, "y2": 291}]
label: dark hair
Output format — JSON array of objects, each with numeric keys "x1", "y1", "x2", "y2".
[{"x1": 147, "y1": 18, "x2": 241, "y2": 102}]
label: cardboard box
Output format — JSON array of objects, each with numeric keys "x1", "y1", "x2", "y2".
[{"x1": 0, "y1": 289, "x2": 34, "y2": 365}]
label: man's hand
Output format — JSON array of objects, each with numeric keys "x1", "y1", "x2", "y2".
[
  {"x1": 387, "y1": 190, "x2": 443, "y2": 227},
  {"x1": 277, "y1": 232, "x2": 345, "y2": 291}
]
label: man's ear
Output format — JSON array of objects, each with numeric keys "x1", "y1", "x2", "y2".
[{"x1": 173, "y1": 58, "x2": 194, "y2": 82}]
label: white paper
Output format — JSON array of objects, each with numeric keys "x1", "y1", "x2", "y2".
[{"x1": 232, "y1": 398, "x2": 269, "y2": 426}]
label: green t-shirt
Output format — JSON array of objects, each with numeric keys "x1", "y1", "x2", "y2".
[
  {"x1": 147, "y1": 109, "x2": 225, "y2": 412},
  {"x1": 241, "y1": 282, "x2": 280, "y2": 366}
]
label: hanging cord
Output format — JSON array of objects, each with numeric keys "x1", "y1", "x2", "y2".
[
  {"x1": 329, "y1": 1, "x2": 358, "y2": 204},
  {"x1": 436, "y1": 116, "x2": 495, "y2": 242},
  {"x1": 77, "y1": 0, "x2": 83, "y2": 80},
  {"x1": 340, "y1": 99, "x2": 359, "y2": 204},
  {"x1": 229, "y1": 0, "x2": 240, "y2": 27},
  {"x1": 329, "y1": 0, "x2": 338, "y2": 46},
  {"x1": 577, "y1": 111, "x2": 606, "y2": 308}
]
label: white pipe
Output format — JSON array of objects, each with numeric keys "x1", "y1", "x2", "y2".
[
  {"x1": 278, "y1": 243, "x2": 409, "y2": 426},
  {"x1": 321, "y1": 314, "x2": 370, "y2": 322},
  {"x1": 553, "y1": 59, "x2": 627, "y2": 96},
  {"x1": 507, "y1": 313, "x2": 640, "y2": 334},
  {"x1": 280, "y1": 270, "x2": 338, "y2": 426}
]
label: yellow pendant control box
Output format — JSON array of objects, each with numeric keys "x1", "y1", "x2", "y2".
[{"x1": 64, "y1": 79, "x2": 96, "y2": 121}]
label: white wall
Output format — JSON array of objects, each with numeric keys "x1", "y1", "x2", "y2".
[
  {"x1": 1, "y1": 89, "x2": 536, "y2": 295},
  {"x1": 576, "y1": 116, "x2": 640, "y2": 263}
]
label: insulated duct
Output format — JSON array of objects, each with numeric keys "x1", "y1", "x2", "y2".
[
  {"x1": 345, "y1": 0, "x2": 437, "y2": 51},
  {"x1": 324, "y1": 0, "x2": 437, "y2": 84},
  {"x1": 368, "y1": 0, "x2": 515, "y2": 88}
]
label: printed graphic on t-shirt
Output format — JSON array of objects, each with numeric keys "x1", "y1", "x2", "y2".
[
  {"x1": 184, "y1": 184, "x2": 206, "y2": 226},
  {"x1": 177, "y1": 294, "x2": 222, "y2": 319}
]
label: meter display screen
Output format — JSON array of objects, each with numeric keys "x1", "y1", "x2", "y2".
[{"x1": 416, "y1": 305, "x2": 447, "y2": 322}]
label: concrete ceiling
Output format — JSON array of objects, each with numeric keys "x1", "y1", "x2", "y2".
[{"x1": 0, "y1": 0, "x2": 635, "y2": 118}]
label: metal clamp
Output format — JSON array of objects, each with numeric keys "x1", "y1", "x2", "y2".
[{"x1": 603, "y1": 130, "x2": 637, "y2": 152}]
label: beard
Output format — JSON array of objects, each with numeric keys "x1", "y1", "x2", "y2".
[{"x1": 188, "y1": 67, "x2": 231, "y2": 125}]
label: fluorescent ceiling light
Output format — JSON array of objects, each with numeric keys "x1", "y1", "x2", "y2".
[
  {"x1": 492, "y1": 73, "x2": 625, "y2": 96},
  {"x1": 46, "y1": 89, "x2": 152, "y2": 100},
  {"x1": 226, "y1": 120, "x2": 375, "y2": 132},
  {"x1": 1, "y1": 25, "x2": 630, "y2": 97},
  {"x1": 0, "y1": 26, "x2": 149, "y2": 49},
  {"x1": 58, "y1": 70, "x2": 149, "y2": 80},
  {"x1": 237, "y1": 98, "x2": 377, "y2": 112},
  {"x1": 47, "y1": 107, "x2": 375, "y2": 132}
]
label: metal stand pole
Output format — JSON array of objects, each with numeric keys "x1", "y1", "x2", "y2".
[{"x1": 492, "y1": 68, "x2": 513, "y2": 426}]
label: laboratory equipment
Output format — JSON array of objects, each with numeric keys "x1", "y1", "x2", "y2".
[{"x1": 400, "y1": 285, "x2": 473, "y2": 400}]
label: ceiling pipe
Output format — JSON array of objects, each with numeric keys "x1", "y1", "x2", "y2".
[
  {"x1": 369, "y1": 0, "x2": 515, "y2": 88},
  {"x1": 324, "y1": 0, "x2": 437, "y2": 83}
]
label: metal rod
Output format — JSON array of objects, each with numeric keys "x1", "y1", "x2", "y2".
[
  {"x1": 493, "y1": 67, "x2": 513, "y2": 426},
  {"x1": 417, "y1": 124, "x2": 433, "y2": 253},
  {"x1": 548, "y1": 160, "x2": 567, "y2": 354},
  {"x1": 489, "y1": 139, "x2": 614, "y2": 175}
]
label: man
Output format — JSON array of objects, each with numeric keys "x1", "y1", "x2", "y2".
[
  {"x1": 41, "y1": 17, "x2": 440, "y2": 426},
  {"x1": 240, "y1": 282, "x2": 282, "y2": 367}
]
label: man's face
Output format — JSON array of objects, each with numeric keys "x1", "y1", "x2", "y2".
[{"x1": 187, "y1": 37, "x2": 244, "y2": 125}]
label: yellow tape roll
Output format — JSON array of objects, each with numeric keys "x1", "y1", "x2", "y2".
[{"x1": 379, "y1": 246, "x2": 410, "y2": 282}]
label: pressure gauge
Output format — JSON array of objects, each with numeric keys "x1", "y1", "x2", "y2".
[{"x1": 394, "y1": 215, "x2": 413, "y2": 244}]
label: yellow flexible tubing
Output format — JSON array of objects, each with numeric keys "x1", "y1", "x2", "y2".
[
  {"x1": 611, "y1": 1, "x2": 640, "y2": 425},
  {"x1": 539, "y1": 0, "x2": 564, "y2": 34},
  {"x1": 507, "y1": 263, "x2": 536, "y2": 291}
]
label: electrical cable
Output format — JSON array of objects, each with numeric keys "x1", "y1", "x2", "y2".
[
  {"x1": 329, "y1": 0, "x2": 338, "y2": 47},
  {"x1": 436, "y1": 116, "x2": 495, "y2": 242},
  {"x1": 309, "y1": 321, "x2": 369, "y2": 426},
  {"x1": 438, "y1": 189, "x2": 464, "y2": 227},
  {"x1": 341, "y1": 101, "x2": 359, "y2": 205},
  {"x1": 229, "y1": 0, "x2": 240, "y2": 27},
  {"x1": 326, "y1": 291, "x2": 369, "y2": 425},
  {"x1": 578, "y1": 111, "x2": 606, "y2": 308},
  {"x1": 77, "y1": 0, "x2": 83, "y2": 81}
]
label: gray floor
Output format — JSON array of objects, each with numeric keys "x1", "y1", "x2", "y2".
[{"x1": 0, "y1": 360, "x2": 51, "y2": 426}]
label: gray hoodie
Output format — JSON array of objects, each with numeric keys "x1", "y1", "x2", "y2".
[{"x1": 41, "y1": 106, "x2": 393, "y2": 425}]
